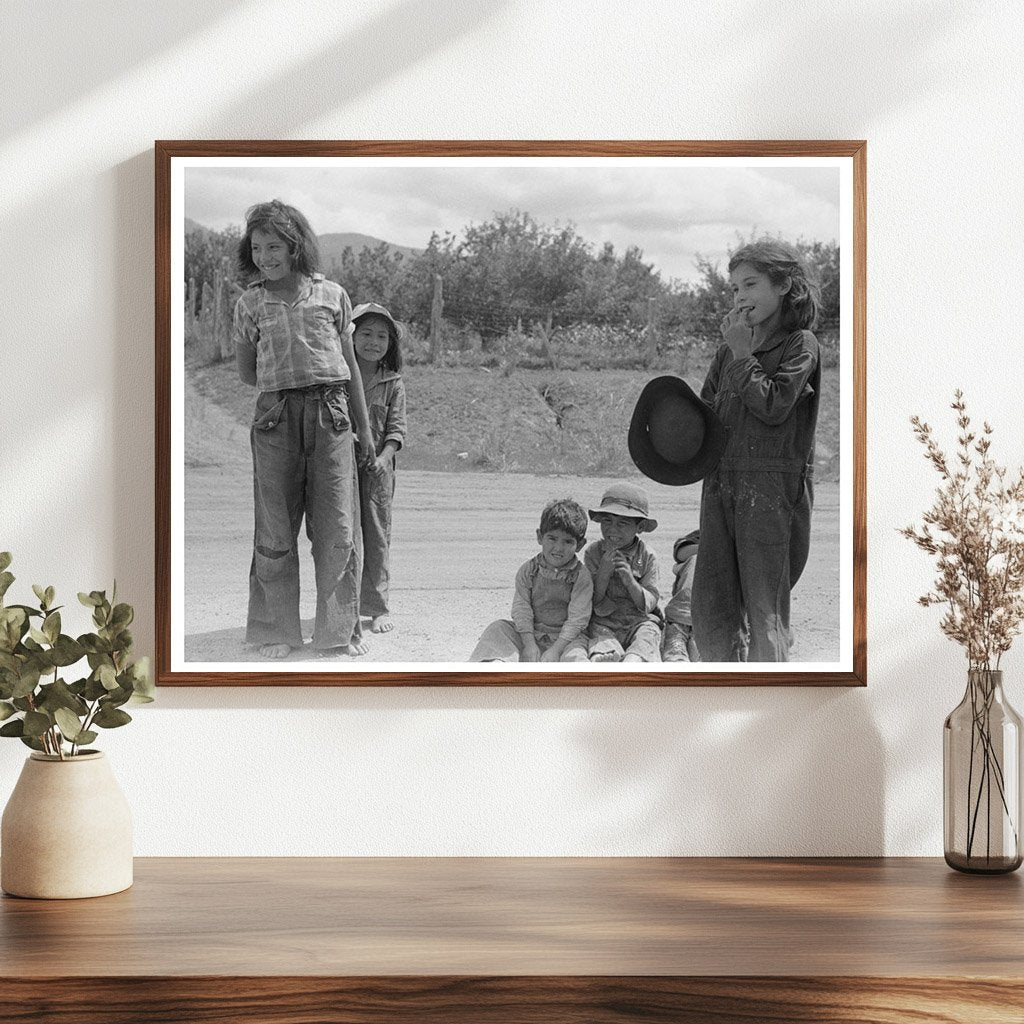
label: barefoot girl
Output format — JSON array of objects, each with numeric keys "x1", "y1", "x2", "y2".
[
  {"x1": 351, "y1": 302, "x2": 407, "y2": 633},
  {"x1": 233, "y1": 200, "x2": 374, "y2": 659},
  {"x1": 691, "y1": 238, "x2": 821, "y2": 662}
]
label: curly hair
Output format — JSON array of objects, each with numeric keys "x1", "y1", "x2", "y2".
[
  {"x1": 539, "y1": 498, "x2": 589, "y2": 544},
  {"x1": 237, "y1": 199, "x2": 321, "y2": 279},
  {"x1": 729, "y1": 238, "x2": 820, "y2": 331}
]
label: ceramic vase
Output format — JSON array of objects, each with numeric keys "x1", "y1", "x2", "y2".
[{"x1": 1, "y1": 750, "x2": 133, "y2": 899}]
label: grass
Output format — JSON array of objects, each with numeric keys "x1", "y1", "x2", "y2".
[{"x1": 188, "y1": 357, "x2": 841, "y2": 481}]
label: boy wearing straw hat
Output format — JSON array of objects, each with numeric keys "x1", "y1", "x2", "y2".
[{"x1": 563, "y1": 482, "x2": 663, "y2": 664}]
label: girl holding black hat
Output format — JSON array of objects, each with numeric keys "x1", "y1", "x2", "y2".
[{"x1": 690, "y1": 238, "x2": 821, "y2": 662}]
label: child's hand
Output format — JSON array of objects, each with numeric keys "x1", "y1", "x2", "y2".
[
  {"x1": 371, "y1": 453, "x2": 391, "y2": 477},
  {"x1": 720, "y1": 307, "x2": 755, "y2": 359},
  {"x1": 612, "y1": 551, "x2": 636, "y2": 585},
  {"x1": 540, "y1": 645, "x2": 563, "y2": 663},
  {"x1": 520, "y1": 638, "x2": 541, "y2": 662}
]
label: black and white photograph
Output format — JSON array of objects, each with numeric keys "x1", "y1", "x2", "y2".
[{"x1": 158, "y1": 142, "x2": 863, "y2": 683}]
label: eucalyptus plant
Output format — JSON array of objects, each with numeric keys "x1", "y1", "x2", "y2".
[{"x1": 0, "y1": 552, "x2": 153, "y2": 759}]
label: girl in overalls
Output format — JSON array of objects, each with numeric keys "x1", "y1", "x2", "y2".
[
  {"x1": 691, "y1": 238, "x2": 821, "y2": 662},
  {"x1": 233, "y1": 200, "x2": 374, "y2": 659},
  {"x1": 351, "y1": 302, "x2": 407, "y2": 634}
]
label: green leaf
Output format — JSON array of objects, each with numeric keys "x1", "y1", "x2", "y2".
[
  {"x1": 127, "y1": 657, "x2": 155, "y2": 702},
  {"x1": 0, "y1": 552, "x2": 11, "y2": 573},
  {"x1": 37, "y1": 679, "x2": 88, "y2": 717},
  {"x1": 11, "y1": 665, "x2": 42, "y2": 699},
  {"x1": 0, "y1": 606, "x2": 27, "y2": 651},
  {"x1": 0, "y1": 718, "x2": 24, "y2": 737},
  {"x1": 75, "y1": 730, "x2": 98, "y2": 746},
  {"x1": 104, "y1": 685, "x2": 132, "y2": 709},
  {"x1": 98, "y1": 664, "x2": 118, "y2": 691},
  {"x1": 22, "y1": 710, "x2": 51, "y2": 738},
  {"x1": 0, "y1": 700, "x2": 15, "y2": 722},
  {"x1": 50, "y1": 634, "x2": 85, "y2": 667},
  {"x1": 93, "y1": 705, "x2": 131, "y2": 729},
  {"x1": 83, "y1": 637, "x2": 113, "y2": 658},
  {"x1": 0, "y1": 651, "x2": 19, "y2": 673},
  {"x1": 83, "y1": 675, "x2": 108, "y2": 701},
  {"x1": 28, "y1": 627, "x2": 49, "y2": 647},
  {"x1": 54, "y1": 707, "x2": 85, "y2": 742},
  {"x1": 19, "y1": 734, "x2": 45, "y2": 752},
  {"x1": 42, "y1": 611, "x2": 60, "y2": 644},
  {"x1": 110, "y1": 603, "x2": 134, "y2": 629},
  {"x1": 8, "y1": 603, "x2": 42, "y2": 619},
  {"x1": 0, "y1": 571, "x2": 14, "y2": 602},
  {"x1": 44, "y1": 586, "x2": 55, "y2": 608},
  {"x1": 32, "y1": 584, "x2": 48, "y2": 608},
  {"x1": 78, "y1": 591, "x2": 100, "y2": 608}
]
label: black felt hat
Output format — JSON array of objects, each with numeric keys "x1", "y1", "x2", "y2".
[{"x1": 628, "y1": 376, "x2": 726, "y2": 486}]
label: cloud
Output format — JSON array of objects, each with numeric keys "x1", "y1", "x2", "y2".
[{"x1": 185, "y1": 160, "x2": 840, "y2": 283}]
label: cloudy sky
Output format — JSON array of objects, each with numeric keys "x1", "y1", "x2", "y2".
[{"x1": 184, "y1": 159, "x2": 840, "y2": 285}]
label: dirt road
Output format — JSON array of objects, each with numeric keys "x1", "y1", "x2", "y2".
[{"x1": 183, "y1": 458, "x2": 840, "y2": 667}]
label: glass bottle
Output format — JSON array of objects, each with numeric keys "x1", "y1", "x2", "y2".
[{"x1": 944, "y1": 669, "x2": 1023, "y2": 873}]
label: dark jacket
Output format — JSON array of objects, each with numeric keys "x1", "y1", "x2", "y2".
[{"x1": 700, "y1": 329, "x2": 821, "y2": 478}]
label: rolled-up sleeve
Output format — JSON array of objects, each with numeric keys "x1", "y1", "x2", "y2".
[
  {"x1": 233, "y1": 296, "x2": 258, "y2": 383},
  {"x1": 335, "y1": 287, "x2": 353, "y2": 338},
  {"x1": 557, "y1": 567, "x2": 594, "y2": 644},
  {"x1": 384, "y1": 378, "x2": 407, "y2": 451},
  {"x1": 701, "y1": 347, "x2": 724, "y2": 404},
  {"x1": 721, "y1": 331, "x2": 819, "y2": 426}
]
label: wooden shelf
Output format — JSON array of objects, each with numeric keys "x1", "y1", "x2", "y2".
[{"x1": 2, "y1": 857, "x2": 1022, "y2": 1022}]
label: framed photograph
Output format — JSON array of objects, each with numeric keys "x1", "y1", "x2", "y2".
[{"x1": 156, "y1": 140, "x2": 865, "y2": 686}]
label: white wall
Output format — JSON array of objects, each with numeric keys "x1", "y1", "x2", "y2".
[{"x1": 2, "y1": 0, "x2": 1022, "y2": 855}]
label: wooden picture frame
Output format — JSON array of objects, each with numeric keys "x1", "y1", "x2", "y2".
[{"x1": 156, "y1": 140, "x2": 866, "y2": 686}]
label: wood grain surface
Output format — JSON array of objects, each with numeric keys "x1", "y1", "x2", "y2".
[{"x1": 2, "y1": 857, "x2": 1022, "y2": 1022}]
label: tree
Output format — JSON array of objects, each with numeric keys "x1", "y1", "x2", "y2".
[{"x1": 184, "y1": 225, "x2": 241, "y2": 316}]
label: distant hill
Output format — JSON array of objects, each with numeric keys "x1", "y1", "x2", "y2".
[
  {"x1": 184, "y1": 217, "x2": 213, "y2": 240},
  {"x1": 184, "y1": 219, "x2": 420, "y2": 264},
  {"x1": 319, "y1": 232, "x2": 421, "y2": 266}
]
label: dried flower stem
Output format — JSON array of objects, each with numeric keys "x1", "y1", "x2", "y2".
[{"x1": 903, "y1": 392, "x2": 1024, "y2": 865}]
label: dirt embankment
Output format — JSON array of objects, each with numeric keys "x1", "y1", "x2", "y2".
[{"x1": 183, "y1": 373, "x2": 840, "y2": 667}]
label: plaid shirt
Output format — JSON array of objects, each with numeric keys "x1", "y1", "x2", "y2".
[{"x1": 233, "y1": 274, "x2": 352, "y2": 392}]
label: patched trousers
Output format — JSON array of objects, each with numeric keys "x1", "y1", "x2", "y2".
[
  {"x1": 246, "y1": 384, "x2": 363, "y2": 650},
  {"x1": 692, "y1": 467, "x2": 812, "y2": 662}
]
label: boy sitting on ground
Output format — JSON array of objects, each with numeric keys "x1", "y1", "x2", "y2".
[
  {"x1": 469, "y1": 498, "x2": 593, "y2": 663},
  {"x1": 662, "y1": 530, "x2": 700, "y2": 662},
  {"x1": 563, "y1": 482, "x2": 663, "y2": 664}
]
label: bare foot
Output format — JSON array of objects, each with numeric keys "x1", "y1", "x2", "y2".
[
  {"x1": 347, "y1": 638, "x2": 370, "y2": 656},
  {"x1": 590, "y1": 649, "x2": 620, "y2": 663},
  {"x1": 259, "y1": 643, "x2": 292, "y2": 659},
  {"x1": 370, "y1": 614, "x2": 394, "y2": 633},
  {"x1": 621, "y1": 653, "x2": 642, "y2": 663}
]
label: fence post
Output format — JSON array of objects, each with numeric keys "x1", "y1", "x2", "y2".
[
  {"x1": 218, "y1": 258, "x2": 235, "y2": 360},
  {"x1": 429, "y1": 273, "x2": 443, "y2": 364},
  {"x1": 200, "y1": 280, "x2": 216, "y2": 363},
  {"x1": 645, "y1": 297, "x2": 658, "y2": 368},
  {"x1": 211, "y1": 267, "x2": 224, "y2": 361},
  {"x1": 535, "y1": 310, "x2": 559, "y2": 371}
]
